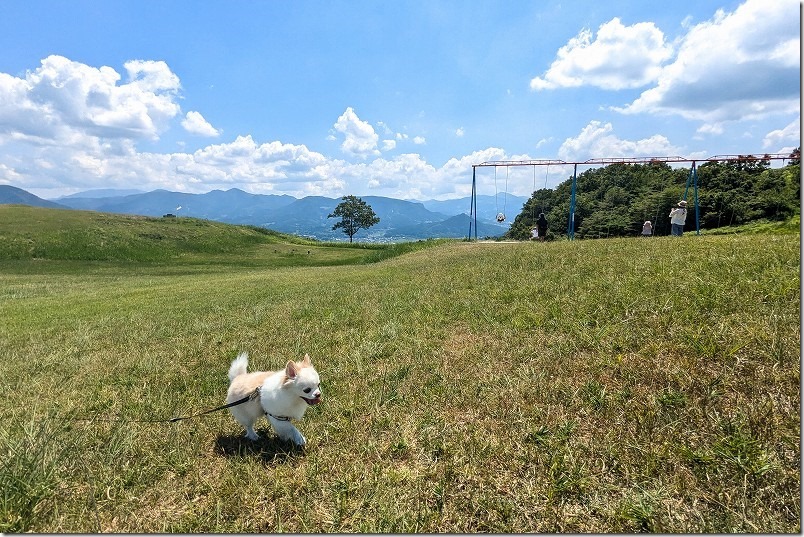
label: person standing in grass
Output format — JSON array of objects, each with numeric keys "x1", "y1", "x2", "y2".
[
  {"x1": 669, "y1": 200, "x2": 687, "y2": 236},
  {"x1": 641, "y1": 220, "x2": 653, "y2": 237},
  {"x1": 536, "y1": 213, "x2": 548, "y2": 242}
]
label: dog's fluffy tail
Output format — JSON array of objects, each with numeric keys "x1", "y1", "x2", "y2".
[{"x1": 228, "y1": 352, "x2": 249, "y2": 382}]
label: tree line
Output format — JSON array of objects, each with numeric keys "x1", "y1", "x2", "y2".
[{"x1": 505, "y1": 150, "x2": 801, "y2": 240}]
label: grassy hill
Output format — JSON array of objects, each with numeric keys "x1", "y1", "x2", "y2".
[
  {"x1": 0, "y1": 205, "x2": 389, "y2": 268},
  {"x1": 0, "y1": 207, "x2": 799, "y2": 532}
]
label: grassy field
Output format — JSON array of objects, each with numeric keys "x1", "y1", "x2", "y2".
[{"x1": 0, "y1": 206, "x2": 800, "y2": 532}]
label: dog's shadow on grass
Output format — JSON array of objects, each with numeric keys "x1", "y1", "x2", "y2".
[{"x1": 214, "y1": 431, "x2": 306, "y2": 465}]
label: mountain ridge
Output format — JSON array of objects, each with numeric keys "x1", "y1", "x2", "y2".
[{"x1": 0, "y1": 185, "x2": 70, "y2": 210}]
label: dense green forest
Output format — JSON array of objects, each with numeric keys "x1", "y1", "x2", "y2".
[{"x1": 505, "y1": 150, "x2": 801, "y2": 240}]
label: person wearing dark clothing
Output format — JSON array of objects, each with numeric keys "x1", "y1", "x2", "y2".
[{"x1": 536, "y1": 213, "x2": 548, "y2": 242}]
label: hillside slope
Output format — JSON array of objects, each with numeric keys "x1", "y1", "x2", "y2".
[
  {"x1": 0, "y1": 185, "x2": 69, "y2": 209},
  {"x1": 0, "y1": 205, "x2": 372, "y2": 266}
]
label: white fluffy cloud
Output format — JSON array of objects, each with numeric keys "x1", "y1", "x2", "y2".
[
  {"x1": 530, "y1": 17, "x2": 673, "y2": 91},
  {"x1": 763, "y1": 118, "x2": 800, "y2": 150},
  {"x1": 0, "y1": 60, "x2": 478, "y2": 199},
  {"x1": 529, "y1": 0, "x2": 799, "y2": 137},
  {"x1": 332, "y1": 107, "x2": 380, "y2": 158},
  {"x1": 0, "y1": 55, "x2": 181, "y2": 145},
  {"x1": 330, "y1": 110, "x2": 427, "y2": 158},
  {"x1": 182, "y1": 111, "x2": 220, "y2": 137},
  {"x1": 558, "y1": 121, "x2": 682, "y2": 162},
  {"x1": 614, "y1": 0, "x2": 799, "y2": 125}
]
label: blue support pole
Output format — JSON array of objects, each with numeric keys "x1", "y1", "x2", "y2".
[
  {"x1": 568, "y1": 163, "x2": 578, "y2": 240},
  {"x1": 692, "y1": 162, "x2": 700, "y2": 235},
  {"x1": 468, "y1": 167, "x2": 477, "y2": 240},
  {"x1": 683, "y1": 163, "x2": 693, "y2": 200},
  {"x1": 683, "y1": 162, "x2": 700, "y2": 235}
]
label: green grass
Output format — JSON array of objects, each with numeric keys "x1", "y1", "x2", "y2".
[
  {"x1": 701, "y1": 214, "x2": 801, "y2": 236},
  {"x1": 0, "y1": 207, "x2": 799, "y2": 532},
  {"x1": 0, "y1": 205, "x2": 392, "y2": 268}
]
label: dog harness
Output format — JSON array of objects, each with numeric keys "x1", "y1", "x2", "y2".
[{"x1": 249, "y1": 387, "x2": 292, "y2": 421}]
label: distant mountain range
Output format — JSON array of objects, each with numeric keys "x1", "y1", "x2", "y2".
[{"x1": 0, "y1": 185, "x2": 528, "y2": 242}]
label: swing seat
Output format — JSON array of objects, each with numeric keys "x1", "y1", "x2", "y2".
[{"x1": 496, "y1": 213, "x2": 506, "y2": 223}]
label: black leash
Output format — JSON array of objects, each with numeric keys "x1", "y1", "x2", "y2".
[
  {"x1": 62, "y1": 387, "x2": 261, "y2": 424},
  {"x1": 167, "y1": 387, "x2": 261, "y2": 423}
]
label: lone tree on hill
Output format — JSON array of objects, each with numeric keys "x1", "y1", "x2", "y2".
[{"x1": 328, "y1": 195, "x2": 380, "y2": 242}]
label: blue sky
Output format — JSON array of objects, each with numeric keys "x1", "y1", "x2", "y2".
[{"x1": 0, "y1": 0, "x2": 799, "y2": 200}]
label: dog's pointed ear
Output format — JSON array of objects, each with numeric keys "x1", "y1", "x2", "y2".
[
  {"x1": 285, "y1": 360, "x2": 298, "y2": 379},
  {"x1": 302, "y1": 353, "x2": 312, "y2": 366}
]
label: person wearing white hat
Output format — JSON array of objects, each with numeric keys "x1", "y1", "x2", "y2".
[{"x1": 669, "y1": 200, "x2": 688, "y2": 236}]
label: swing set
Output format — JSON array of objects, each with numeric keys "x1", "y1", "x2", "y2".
[
  {"x1": 468, "y1": 153, "x2": 794, "y2": 241},
  {"x1": 491, "y1": 163, "x2": 552, "y2": 224}
]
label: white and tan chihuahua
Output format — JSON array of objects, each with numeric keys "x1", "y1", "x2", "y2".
[{"x1": 226, "y1": 352, "x2": 321, "y2": 446}]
